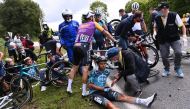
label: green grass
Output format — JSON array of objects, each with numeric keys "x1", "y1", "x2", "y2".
[
  {"x1": 0, "y1": 38, "x2": 101, "y2": 109},
  {"x1": 25, "y1": 76, "x2": 101, "y2": 109}
]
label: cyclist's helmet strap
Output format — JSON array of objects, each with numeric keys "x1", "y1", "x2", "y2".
[{"x1": 131, "y1": 2, "x2": 140, "y2": 10}]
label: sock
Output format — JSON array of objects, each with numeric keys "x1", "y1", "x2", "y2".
[
  {"x1": 67, "y1": 79, "x2": 73, "y2": 92},
  {"x1": 135, "y1": 98, "x2": 147, "y2": 106},
  {"x1": 135, "y1": 94, "x2": 155, "y2": 107},
  {"x1": 82, "y1": 83, "x2": 87, "y2": 96}
]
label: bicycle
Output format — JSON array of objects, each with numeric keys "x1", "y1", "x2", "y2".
[
  {"x1": 48, "y1": 57, "x2": 72, "y2": 87},
  {"x1": 107, "y1": 19, "x2": 121, "y2": 36},
  {"x1": 128, "y1": 33, "x2": 159, "y2": 68}
]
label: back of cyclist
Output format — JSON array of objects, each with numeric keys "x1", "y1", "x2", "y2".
[
  {"x1": 59, "y1": 9, "x2": 79, "y2": 62},
  {"x1": 107, "y1": 47, "x2": 150, "y2": 93},
  {"x1": 93, "y1": 12, "x2": 108, "y2": 50},
  {"x1": 66, "y1": 11, "x2": 116, "y2": 97}
]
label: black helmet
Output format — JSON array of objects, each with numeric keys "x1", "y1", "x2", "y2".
[
  {"x1": 96, "y1": 56, "x2": 107, "y2": 63},
  {"x1": 158, "y1": 2, "x2": 169, "y2": 11}
]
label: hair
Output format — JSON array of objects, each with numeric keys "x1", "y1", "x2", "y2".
[
  {"x1": 119, "y1": 9, "x2": 125, "y2": 13},
  {"x1": 133, "y1": 11, "x2": 142, "y2": 19}
]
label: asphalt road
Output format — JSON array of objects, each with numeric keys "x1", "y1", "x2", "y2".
[{"x1": 108, "y1": 38, "x2": 190, "y2": 109}]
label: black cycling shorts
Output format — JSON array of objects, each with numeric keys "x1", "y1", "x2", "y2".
[
  {"x1": 73, "y1": 43, "x2": 90, "y2": 66},
  {"x1": 90, "y1": 90, "x2": 120, "y2": 106}
]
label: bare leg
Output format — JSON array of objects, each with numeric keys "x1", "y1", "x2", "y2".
[
  {"x1": 106, "y1": 101, "x2": 119, "y2": 109},
  {"x1": 82, "y1": 65, "x2": 89, "y2": 96}
]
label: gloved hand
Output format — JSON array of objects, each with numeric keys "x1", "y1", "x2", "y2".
[
  {"x1": 103, "y1": 87, "x2": 111, "y2": 92},
  {"x1": 182, "y1": 35, "x2": 188, "y2": 47}
]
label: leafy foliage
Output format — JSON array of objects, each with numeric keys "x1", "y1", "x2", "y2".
[
  {"x1": 125, "y1": 0, "x2": 190, "y2": 30},
  {"x1": 90, "y1": 0, "x2": 108, "y2": 22},
  {"x1": 0, "y1": 0, "x2": 43, "y2": 37}
]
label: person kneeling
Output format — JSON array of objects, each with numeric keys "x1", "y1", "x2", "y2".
[{"x1": 88, "y1": 56, "x2": 157, "y2": 109}]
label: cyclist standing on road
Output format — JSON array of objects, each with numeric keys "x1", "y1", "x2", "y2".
[
  {"x1": 66, "y1": 11, "x2": 116, "y2": 97},
  {"x1": 59, "y1": 9, "x2": 79, "y2": 62},
  {"x1": 88, "y1": 56, "x2": 157, "y2": 109},
  {"x1": 92, "y1": 11, "x2": 108, "y2": 50},
  {"x1": 154, "y1": 2, "x2": 188, "y2": 78}
]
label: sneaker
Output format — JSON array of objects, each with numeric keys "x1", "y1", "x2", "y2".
[
  {"x1": 82, "y1": 91, "x2": 89, "y2": 97},
  {"x1": 162, "y1": 69, "x2": 170, "y2": 77},
  {"x1": 146, "y1": 93, "x2": 157, "y2": 107},
  {"x1": 41, "y1": 86, "x2": 47, "y2": 92},
  {"x1": 175, "y1": 68, "x2": 184, "y2": 78},
  {"x1": 66, "y1": 87, "x2": 72, "y2": 94}
]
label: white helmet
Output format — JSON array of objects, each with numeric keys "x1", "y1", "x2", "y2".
[
  {"x1": 62, "y1": 9, "x2": 72, "y2": 16},
  {"x1": 132, "y1": 2, "x2": 140, "y2": 10},
  {"x1": 83, "y1": 11, "x2": 94, "y2": 19}
]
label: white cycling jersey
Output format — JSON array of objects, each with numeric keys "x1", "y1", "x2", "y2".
[{"x1": 127, "y1": 12, "x2": 142, "y2": 31}]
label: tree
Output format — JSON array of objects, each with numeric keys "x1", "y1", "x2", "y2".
[
  {"x1": 90, "y1": 0, "x2": 108, "y2": 22},
  {"x1": 0, "y1": 0, "x2": 43, "y2": 37}
]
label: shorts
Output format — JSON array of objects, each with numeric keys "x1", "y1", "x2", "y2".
[
  {"x1": 73, "y1": 43, "x2": 90, "y2": 66},
  {"x1": 90, "y1": 90, "x2": 120, "y2": 106}
]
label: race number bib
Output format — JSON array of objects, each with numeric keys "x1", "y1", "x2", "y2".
[{"x1": 79, "y1": 34, "x2": 90, "y2": 42}]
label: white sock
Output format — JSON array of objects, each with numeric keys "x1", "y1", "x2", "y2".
[
  {"x1": 135, "y1": 98, "x2": 147, "y2": 106},
  {"x1": 82, "y1": 83, "x2": 87, "y2": 96},
  {"x1": 67, "y1": 79, "x2": 73, "y2": 92},
  {"x1": 135, "y1": 93, "x2": 156, "y2": 107}
]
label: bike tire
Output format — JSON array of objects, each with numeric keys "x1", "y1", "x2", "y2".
[
  {"x1": 108, "y1": 19, "x2": 121, "y2": 36},
  {"x1": 141, "y1": 44, "x2": 159, "y2": 68},
  {"x1": 49, "y1": 60, "x2": 72, "y2": 87},
  {"x1": 10, "y1": 76, "x2": 32, "y2": 108}
]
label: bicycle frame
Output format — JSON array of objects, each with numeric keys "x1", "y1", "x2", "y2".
[{"x1": 0, "y1": 93, "x2": 13, "y2": 109}]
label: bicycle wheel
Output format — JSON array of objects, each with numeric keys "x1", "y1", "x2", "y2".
[
  {"x1": 141, "y1": 44, "x2": 159, "y2": 68},
  {"x1": 49, "y1": 60, "x2": 72, "y2": 87},
  {"x1": 108, "y1": 19, "x2": 121, "y2": 36},
  {"x1": 10, "y1": 76, "x2": 32, "y2": 108}
]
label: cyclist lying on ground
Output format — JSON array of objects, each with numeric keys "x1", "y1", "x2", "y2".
[
  {"x1": 67, "y1": 11, "x2": 117, "y2": 97},
  {"x1": 88, "y1": 56, "x2": 157, "y2": 109},
  {"x1": 23, "y1": 57, "x2": 47, "y2": 92},
  {"x1": 106, "y1": 47, "x2": 150, "y2": 95}
]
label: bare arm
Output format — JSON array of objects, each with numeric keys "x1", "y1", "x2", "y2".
[
  {"x1": 102, "y1": 30, "x2": 116, "y2": 42},
  {"x1": 181, "y1": 24, "x2": 187, "y2": 36},
  {"x1": 141, "y1": 21, "x2": 147, "y2": 32},
  {"x1": 88, "y1": 83, "x2": 104, "y2": 91}
]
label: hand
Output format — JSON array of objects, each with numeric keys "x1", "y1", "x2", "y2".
[
  {"x1": 103, "y1": 87, "x2": 111, "y2": 92},
  {"x1": 182, "y1": 35, "x2": 188, "y2": 47}
]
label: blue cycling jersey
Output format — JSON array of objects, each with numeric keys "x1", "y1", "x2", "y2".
[
  {"x1": 59, "y1": 20, "x2": 79, "y2": 46},
  {"x1": 88, "y1": 69, "x2": 110, "y2": 94},
  {"x1": 94, "y1": 20, "x2": 105, "y2": 42}
]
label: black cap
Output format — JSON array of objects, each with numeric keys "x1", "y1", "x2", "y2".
[{"x1": 158, "y1": 2, "x2": 169, "y2": 10}]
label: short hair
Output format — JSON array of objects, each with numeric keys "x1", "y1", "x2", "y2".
[
  {"x1": 133, "y1": 11, "x2": 142, "y2": 18},
  {"x1": 119, "y1": 9, "x2": 125, "y2": 13}
]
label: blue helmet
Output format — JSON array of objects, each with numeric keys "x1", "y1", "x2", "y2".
[{"x1": 106, "y1": 47, "x2": 119, "y2": 59}]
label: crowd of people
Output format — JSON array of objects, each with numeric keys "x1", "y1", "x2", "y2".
[{"x1": 0, "y1": 1, "x2": 189, "y2": 109}]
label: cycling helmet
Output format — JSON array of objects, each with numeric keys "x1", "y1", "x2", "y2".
[
  {"x1": 42, "y1": 23, "x2": 49, "y2": 30},
  {"x1": 62, "y1": 9, "x2": 73, "y2": 16},
  {"x1": 131, "y1": 2, "x2": 140, "y2": 10},
  {"x1": 96, "y1": 56, "x2": 107, "y2": 63},
  {"x1": 106, "y1": 47, "x2": 119, "y2": 59},
  {"x1": 83, "y1": 11, "x2": 94, "y2": 19}
]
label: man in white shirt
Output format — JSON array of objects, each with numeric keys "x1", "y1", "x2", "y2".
[{"x1": 154, "y1": 2, "x2": 187, "y2": 78}]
